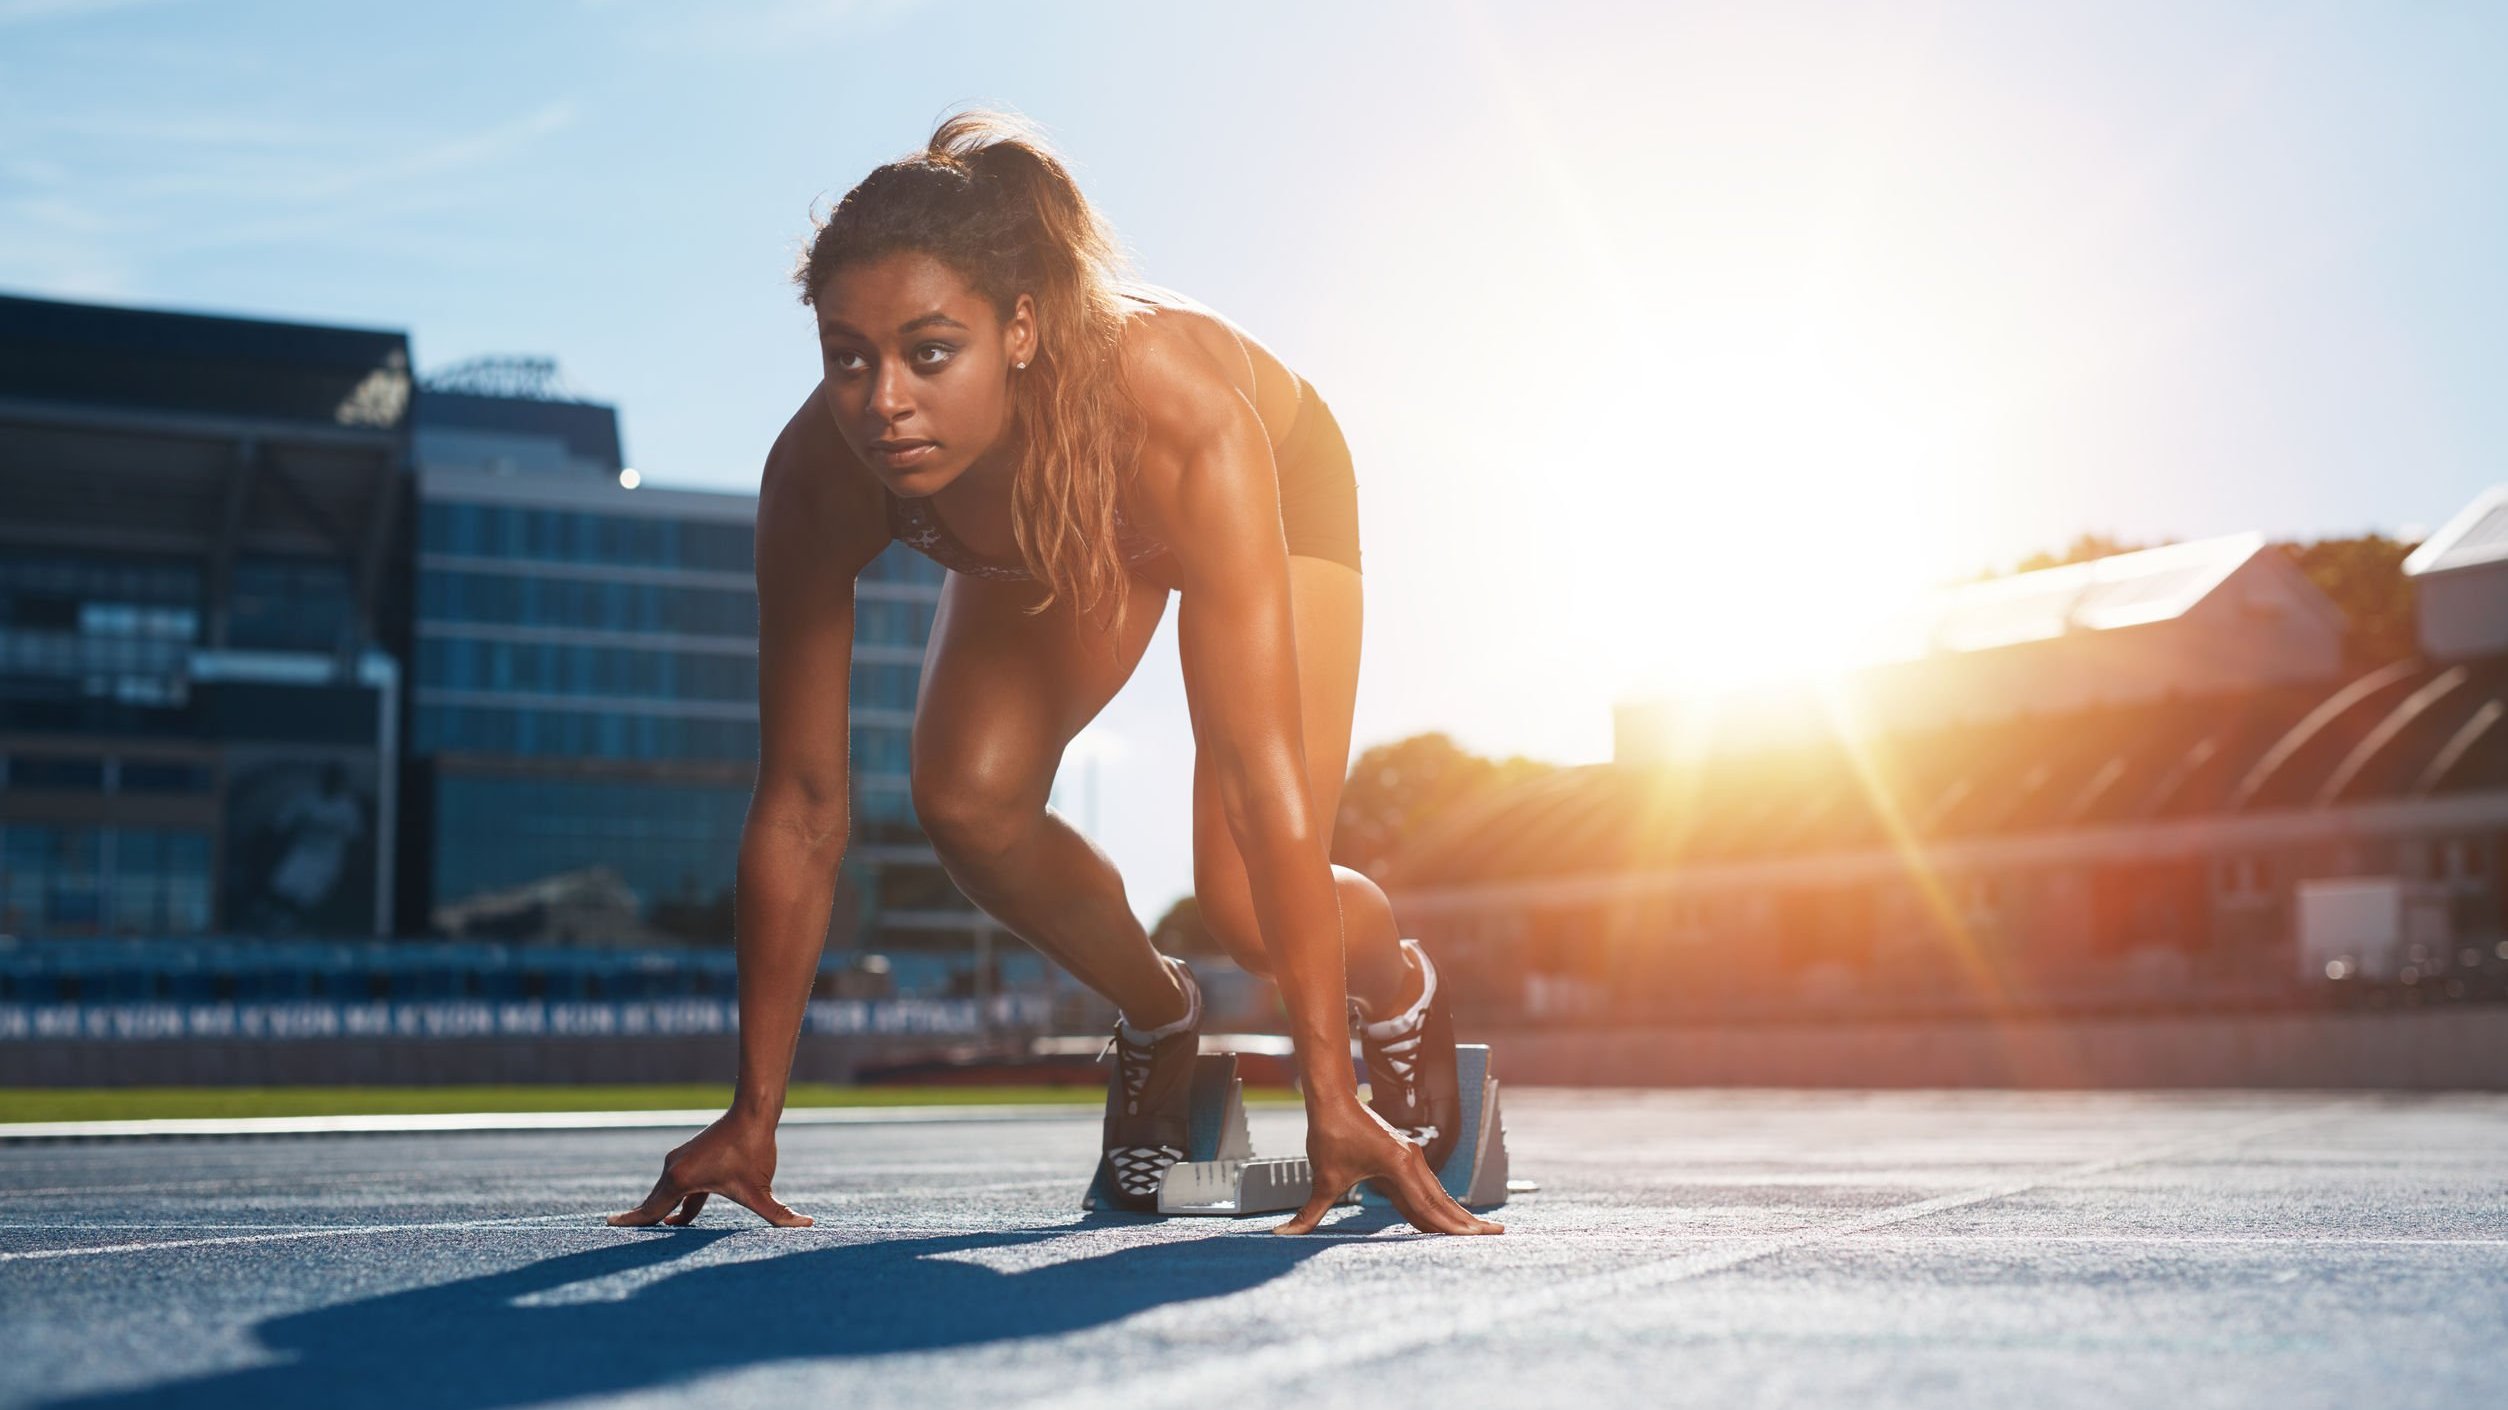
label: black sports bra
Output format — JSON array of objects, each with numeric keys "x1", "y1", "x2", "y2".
[{"x1": 883, "y1": 486, "x2": 1170, "y2": 582}]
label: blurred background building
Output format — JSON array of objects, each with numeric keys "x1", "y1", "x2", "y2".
[
  {"x1": 6, "y1": 286, "x2": 2501, "y2": 1081},
  {"x1": 410, "y1": 354, "x2": 783, "y2": 948},
  {"x1": 0, "y1": 292, "x2": 409, "y2": 944},
  {"x1": 0, "y1": 291, "x2": 1044, "y2": 1031},
  {"x1": 1389, "y1": 522, "x2": 2508, "y2": 1024}
]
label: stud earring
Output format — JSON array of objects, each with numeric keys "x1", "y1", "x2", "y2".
[{"x1": 1015, "y1": 360, "x2": 1028, "y2": 370}]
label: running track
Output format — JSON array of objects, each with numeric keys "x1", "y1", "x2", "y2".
[{"x1": 3, "y1": 1091, "x2": 2504, "y2": 1408}]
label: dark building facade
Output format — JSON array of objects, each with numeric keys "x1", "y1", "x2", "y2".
[
  {"x1": 406, "y1": 359, "x2": 999, "y2": 988},
  {"x1": 0, "y1": 292, "x2": 413, "y2": 940},
  {"x1": 1, "y1": 294, "x2": 1005, "y2": 997}
]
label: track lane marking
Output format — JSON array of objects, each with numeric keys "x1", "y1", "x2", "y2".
[
  {"x1": 0, "y1": 1179, "x2": 1082, "y2": 1263},
  {"x1": 0, "y1": 1213, "x2": 596, "y2": 1263}
]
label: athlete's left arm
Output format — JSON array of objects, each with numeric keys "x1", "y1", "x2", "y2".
[{"x1": 1125, "y1": 327, "x2": 1359, "y2": 1110}]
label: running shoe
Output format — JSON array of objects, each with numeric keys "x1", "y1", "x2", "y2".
[
  {"x1": 1096, "y1": 955, "x2": 1204, "y2": 1211},
  {"x1": 1351, "y1": 937, "x2": 1463, "y2": 1174}
]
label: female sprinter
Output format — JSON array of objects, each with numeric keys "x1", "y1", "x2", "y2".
[{"x1": 610, "y1": 110, "x2": 1501, "y2": 1237}]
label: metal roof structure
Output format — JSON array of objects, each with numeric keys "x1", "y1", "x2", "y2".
[
  {"x1": 2404, "y1": 485, "x2": 2508, "y2": 577},
  {"x1": 416, "y1": 388, "x2": 624, "y2": 474},
  {"x1": 0, "y1": 291, "x2": 410, "y2": 431},
  {"x1": 1392, "y1": 652, "x2": 2508, "y2": 888},
  {"x1": 1879, "y1": 531, "x2": 2295, "y2": 659}
]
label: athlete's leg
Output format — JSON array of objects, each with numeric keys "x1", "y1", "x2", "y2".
[
  {"x1": 1185, "y1": 555, "x2": 1416, "y2": 1013},
  {"x1": 909, "y1": 567, "x2": 1188, "y2": 1029}
]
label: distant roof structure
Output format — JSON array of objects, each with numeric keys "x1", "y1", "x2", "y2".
[
  {"x1": 415, "y1": 388, "x2": 624, "y2": 473},
  {"x1": 2403, "y1": 485, "x2": 2508, "y2": 577},
  {"x1": 1882, "y1": 532, "x2": 2275, "y2": 659},
  {"x1": 0, "y1": 290, "x2": 410, "y2": 432},
  {"x1": 1406, "y1": 651, "x2": 2508, "y2": 890},
  {"x1": 1616, "y1": 530, "x2": 2348, "y2": 764},
  {"x1": 421, "y1": 355, "x2": 592, "y2": 402}
]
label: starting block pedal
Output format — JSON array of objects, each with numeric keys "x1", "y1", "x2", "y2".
[
  {"x1": 1083, "y1": 1045, "x2": 1523, "y2": 1218},
  {"x1": 1082, "y1": 1050, "x2": 1354, "y2": 1218},
  {"x1": 1359, "y1": 1043, "x2": 1514, "y2": 1211}
]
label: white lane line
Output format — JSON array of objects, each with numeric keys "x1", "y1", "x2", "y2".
[
  {"x1": 0, "y1": 1213, "x2": 599, "y2": 1263},
  {"x1": 1842, "y1": 1234, "x2": 2508, "y2": 1247},
  {"x1": 2, "y1": 1161, "x2": 1078, "y2": 1199},
  {"x1": 0, "y1": 1178, "x2": 1084, "y2": 1263},
  {"x1": 1016, "y1": 1101, "x2": 2359, "y2": 1410},
  {"x1": 0, "y1": 1104, "x2": 1097, "y2": 1141}
]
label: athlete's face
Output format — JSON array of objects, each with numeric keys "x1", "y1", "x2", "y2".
[{"x1": 813, "y1": 250, "x2": 1036, "y2": 495}]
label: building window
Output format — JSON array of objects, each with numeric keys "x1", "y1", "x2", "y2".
[
  {"x1": 430, "y1": 774, "x2": 754, "y2": 938},
  {"x1": 857, "y1": 782, "x2": 915, "y2": 824},
  {"x1": 415, "y1": 704, "x2": 759, "y2": 763},
  {"x1": 8, "y1": 756, "x2": 106, "y2": 791},
  {"x1": 229, "y1": 555, "x2": 355, "y2": 652},
  {"x1": 849, "y1": 662, "x2": 920, "y2": 712},
  {"x1": 418, "y1": 569, "x2": 755, "y2": 636},
  {"x1": 856, "y1": 598, "x2": 939, "y2": 646},
  {"x1": 105, "y1": 827, "x2": 214, "y2": 936},
  {"x1": 0, "y1": 824, "x2": 103, "y2": 936},
  {"x1": 119, "y1": 759, "x2": 216, "y2": 794},
  {"x1": 849, "y1": 725, "x2": 912, "y2": 779}
]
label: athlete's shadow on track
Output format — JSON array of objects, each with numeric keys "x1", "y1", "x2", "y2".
[{"x1": 44, "y1": 1213, "x2": 1403, "y2": 1409}]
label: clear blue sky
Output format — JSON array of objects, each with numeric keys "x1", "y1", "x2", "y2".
[{"x1": 6, "y1": 0, "x2": 2505, "y2": 924}]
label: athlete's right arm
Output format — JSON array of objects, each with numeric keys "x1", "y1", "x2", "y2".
[
  {"x1": 610, "y1": 385, "x2": 889, "y2": 1229},
  {"x1": 730, "y1": 385, "x2": 890, "y2": 1126}
]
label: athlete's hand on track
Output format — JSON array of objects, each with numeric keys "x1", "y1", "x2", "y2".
[
  {"x1": 607, "y1": 1113, "x2": 812, "y2": 1228},
  {"x1": 1275, "y1": 1099, "x2": 1504, "y2": 1236}
]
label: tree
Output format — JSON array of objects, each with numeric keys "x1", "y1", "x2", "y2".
[
  {"x1": 1149, "y1": 894, "x2": 1223, "y2": 957},
  {"x1": 2278, "y1": 534, "x2": 2421, "y2": 669},
  {"x1": 1331, "y1": 731, "x2": 1557, "y2": 878},
  {"x1": 2008, "y1": 531, "x2": 2161, "y2": 575},
  {"x1": 1145, "y1": 734, "x2": 1552, "y2": 950},
  {"x1": 1986, "y1": 530, "x2": 2425, "y2": 670}
]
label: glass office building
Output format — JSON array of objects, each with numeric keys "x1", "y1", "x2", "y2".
[
  {"x1": 0, "y1": 296, "x2": 1004, "y2": 994},
  {"x1": 409, "y1": 373, "x2": 995, "y2": 980},
  {"x1": 0, "y1": 292, "x2": 409, "y2": 940}
]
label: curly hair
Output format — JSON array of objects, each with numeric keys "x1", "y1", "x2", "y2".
[{"x1": 796, "y1": 107, "x2": 1150, "y2": 642}]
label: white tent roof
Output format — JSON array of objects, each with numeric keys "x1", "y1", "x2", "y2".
[
  {"x1": 1870, "y1": 531, "x2": 2270, "y2": 660},
  {"x1": 2403, "y1": 485, "x2": 2508, "y2": 577}
]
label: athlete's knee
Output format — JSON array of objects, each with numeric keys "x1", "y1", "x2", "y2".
[
  {"x1": 909, "y1": 763, "x2": 1038, "y2": 868},
  {"x1": 1190, "y1": 878, "x2": 1273, "y2": 980},
  {"x1": 1332, "y1": 864, "x2": 1398, "y2": 938}
]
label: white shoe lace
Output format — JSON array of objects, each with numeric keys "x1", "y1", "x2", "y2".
[
  {"x1": 1103, "y1": 958, "x2": 1202, "y2": 1198},
  {"x1": 1352, "y1": 940, "x2": 1441, "y2": 1151}
]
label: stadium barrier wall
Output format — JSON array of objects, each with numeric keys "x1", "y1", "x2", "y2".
[
  {"x1": 0, "y1": 995, "x2": 1049, "y2": 1086},
  {"x1": 1491, "y1": 1006, "x2": 2508, "y2": 1090}
]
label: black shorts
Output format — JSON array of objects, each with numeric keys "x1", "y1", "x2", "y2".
[{"x1": 1276, "y1": 384, "x2": 1362, "y2": 575}]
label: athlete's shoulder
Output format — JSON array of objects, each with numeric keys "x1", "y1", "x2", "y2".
[
  {"x1": 1117, "y1": 304, "x2": 1255, "y2": 450},
  {"x1": 1114, "y1": 284, "x2": 1303, "y2": 437}
]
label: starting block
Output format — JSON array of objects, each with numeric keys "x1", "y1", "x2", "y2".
[
  {"x1": 1358, "y1": 1043, "x2": 1515, "y2": 1211},
  {"x1": 1084, "y1": 1052, "x2": 1344, "y2": 1217},
  {"x1": 1083, "y1": 1045, "x2": 1522, "y2": 1218}
]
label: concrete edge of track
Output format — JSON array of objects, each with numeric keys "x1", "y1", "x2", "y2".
[{"x1": 0, "y1": 1103, "x2": 1108, "y2": 1143}]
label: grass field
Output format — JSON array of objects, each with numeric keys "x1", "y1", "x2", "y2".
[{"x1": 0, "y1": 1084, "x2": 1305, "y2": 1124}]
